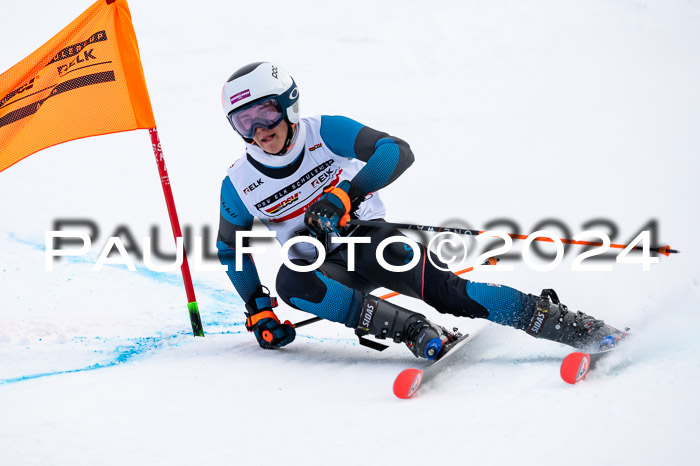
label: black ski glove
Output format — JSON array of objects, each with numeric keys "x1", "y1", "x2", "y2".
[
  {"x1": 305, "y1": 180, "x2": 363, "y2": 235},
  {"x1": 244, "y1": 286, "x2": 295, "y2": 349}
]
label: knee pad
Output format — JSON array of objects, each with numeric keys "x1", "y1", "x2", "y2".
[
  {"x1": 275, "y1": 261, "x2": 325, "y2": 307},
  {"x1": 275, "y1": 262, "x2": 363, "y2": 325}
]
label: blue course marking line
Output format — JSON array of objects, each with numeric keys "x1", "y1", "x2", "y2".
[
  {"x1": 0, "y1": 333, "x2": 182, "y2": 385},
  {"x1": 0, "y1": 326, "x2": 359, "y2": 386},
  {"x1": 0, "y1": 328, "x2": 253, "y2": 386},
  {"x1": 2, "y1": 234, "x2": 250, "y2": 384},
  {"x1": 1, "y1": 234, "x2": 360, "y2": 385}
]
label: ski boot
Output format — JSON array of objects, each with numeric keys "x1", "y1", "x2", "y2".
[
  {"x1": 525, "y1": 289, "x2": 627, "y2": 351},
  {"x1": 355, "y1": 295, "x2": 455, "y2": 360}
]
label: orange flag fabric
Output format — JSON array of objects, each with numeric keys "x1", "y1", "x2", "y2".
[{"x1": 0, "y1": 0, "x2": 155, "y2": 172}]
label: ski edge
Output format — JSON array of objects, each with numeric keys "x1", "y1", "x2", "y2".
[{"x1": 392, "y1": 333, "x2": 470, "y2": 399}]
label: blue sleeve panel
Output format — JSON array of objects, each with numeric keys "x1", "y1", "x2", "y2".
[
  {"x1": 465, "y1": 281, "x2": 535, "y2": 329},
  {"x1": 217, "y1": 241, "x2": 261, "y2": 303},
  {"x1": 319, "y1": 115, "x2": 364, "y2": 158},
  {"x1": 217, "y1": 177, "x2": 260, "y2": 303},
  {"x1": 320, "y1": 115, "x2": 414, "y2": 196},
  {"x1": 351, "y1": 138, "x2": 400, "y2": 195}
]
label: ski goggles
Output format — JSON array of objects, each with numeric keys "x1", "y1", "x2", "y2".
[{"x1": 228, "y1": 98, "x2": 285, "y2": 139}]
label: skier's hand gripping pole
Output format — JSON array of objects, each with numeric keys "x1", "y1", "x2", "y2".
[{"x1": 305, "y1": 180, "x2": 363, "y2": 235}]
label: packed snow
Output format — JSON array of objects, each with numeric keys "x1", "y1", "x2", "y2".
[{"x1": 1, "y1": 1, "x2": 699, "y2": 465}]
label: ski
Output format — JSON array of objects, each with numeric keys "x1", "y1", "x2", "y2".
[
  {"x1": 393, "y1": 333, "x2": 470, "y2": 399},
  {"x1": 560, "y1": 348, "x2": 615, "y2": 384},
  {"x1": 560, "y1": 332, "x2": 629, "y2": 384}
]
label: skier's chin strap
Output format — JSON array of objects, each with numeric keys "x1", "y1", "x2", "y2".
[
  {"x1": 246, "y1": 121, "x2": 305, "y2": 168},
  {"x1": 275, "y1": 122, "x2": 297, "y2": 155}
]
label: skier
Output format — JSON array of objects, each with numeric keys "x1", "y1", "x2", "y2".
[{"x1": 217, "y1": 62, "x2": 625, "y2": 359}]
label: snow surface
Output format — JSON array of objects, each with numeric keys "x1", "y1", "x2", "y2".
[{"x1": 1, "y1": 0, "x2": 699, "y2": 465}]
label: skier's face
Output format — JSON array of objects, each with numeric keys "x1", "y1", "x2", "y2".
[{"x1": 253, "y1": 118, "x2": 288, "y2": 154}]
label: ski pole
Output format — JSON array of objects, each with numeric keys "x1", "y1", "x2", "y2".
[
  {"x1": 293, "y1": 316, "x2": 323, "y2": 328},
  {"x1": 347, "y1": 219, "x2": 680, "y2": 256},
  {"x1": 292, "y1": 258, "x2": 498, "y2": 328}
]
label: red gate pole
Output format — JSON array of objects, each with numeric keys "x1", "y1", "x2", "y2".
[{"x1": 149, "y1": 127, "x2": 204, "y2": 336}]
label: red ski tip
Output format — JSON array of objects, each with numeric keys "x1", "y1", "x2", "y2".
[
  {"x1": 560, "y1": 352, "x2": 591, "y2": 384},
  {"x1": 393, "y1": 368, "x2": 425, "y2": 399}
]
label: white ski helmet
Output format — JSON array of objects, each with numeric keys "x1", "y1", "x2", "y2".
[{"x1": 221, "y1": 62, "x2": 300, "y2": 142}]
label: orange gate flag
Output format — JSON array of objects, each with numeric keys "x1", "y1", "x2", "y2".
[
  {"x1": 0, "y1": 0, "x2": 204, "y2": 337},
  {"x1": 0, "y1": 0, "x2": 155, "y2": 171}
]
